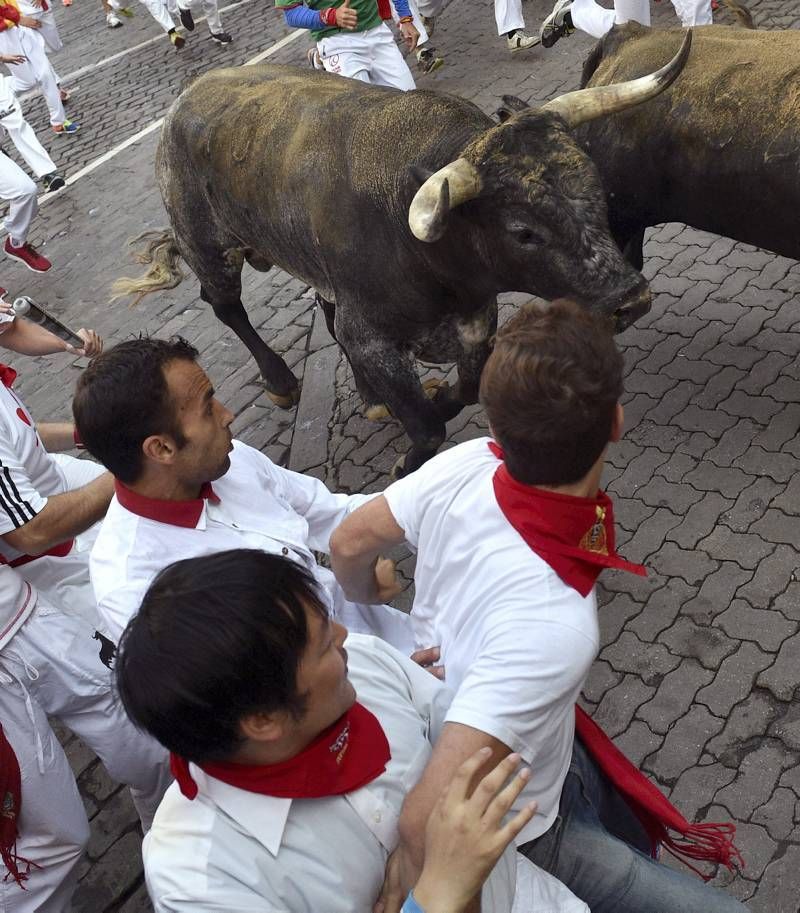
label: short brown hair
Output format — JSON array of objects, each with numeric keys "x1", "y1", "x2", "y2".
[{"x1": 480, "y1": 300, "x2": 623, "y2": 486}]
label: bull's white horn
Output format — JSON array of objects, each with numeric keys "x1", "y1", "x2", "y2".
[
  {"x1": 408, "y1": 158, "x2": 482, "y2": 243},
  {"x1": 542, "y1": 29, "x2": 692, "y2": 129}
]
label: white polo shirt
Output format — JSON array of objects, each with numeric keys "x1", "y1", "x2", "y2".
[
  {"x1": 0, "y1": 356, "x2": 104, "y2": 624},
  {"x1": 384, "y1": 437, "x2": 600, "y2": 844},
  {"x1": 90, "y1": 441, "x2": 413, "y2": 650},
  {"x1": 143, "y1": 634, "x2": 588, "y2": 913}
]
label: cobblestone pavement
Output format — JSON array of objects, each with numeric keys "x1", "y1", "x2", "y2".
[{"x1": 8, "y1": 0, "x2": 800, "y2": 908}]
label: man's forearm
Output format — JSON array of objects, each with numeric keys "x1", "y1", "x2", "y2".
[
  {"x1": 0, "y1": 317, "x2": 69, "y2": 356},
  {"x1": 2, "y1": 472, "x2": 114, "y2": 555},
  {"x1": 329, "y1": 543, "x2": 381, "y2": 602},
  {"x1": 38, "y1": 422, "x2": 78, "y2": 452}
]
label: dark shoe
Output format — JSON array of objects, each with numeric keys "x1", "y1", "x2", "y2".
[
  {"x1": 210, "y1": 30, "x2": 232, "y2": 44},
  {"x1": 42, "y1": 172, "x2": 65, "y2": 192},
  {"x1": 540, "y1": 0, "x2": 573, "y2": 48},
  {"x1": 178, "y1": 6, "x2": 194, "y2": 30}
]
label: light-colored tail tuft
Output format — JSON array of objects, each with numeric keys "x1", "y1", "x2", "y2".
[{"x1": 111, "y1": 230, "x2": 185, "y2": 306}]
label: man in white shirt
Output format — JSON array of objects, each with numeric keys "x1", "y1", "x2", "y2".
[
  {"x1": 330, "y1": 300, "x2": 745, "y2": 913},
  {"x1": 72, "y1": 336, "x2": 414, "y2": 652},
  {"x1": 115, "y1": 547, "x2": 588, "y2": 913},
  {"x1": 0, "y1": 318, "x2": 171, "y2": 913}
]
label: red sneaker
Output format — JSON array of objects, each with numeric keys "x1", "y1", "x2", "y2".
[{"x1": 4, "y1": 239, "x2": 52, "y2": 273}]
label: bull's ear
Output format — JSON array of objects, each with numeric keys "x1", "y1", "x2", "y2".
[
  {"x1": 496, "y1": 94, "x2": 530, "y2": 123},
  {"x1": 408, "y1": 165, "x2": 435, "y2": 188}
]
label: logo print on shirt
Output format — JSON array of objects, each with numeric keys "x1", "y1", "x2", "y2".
[{"x1": 328, "y1": 720, "x2": 350, "y2": 765}]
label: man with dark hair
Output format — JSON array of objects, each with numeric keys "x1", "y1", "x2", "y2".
[
  {"x1": 331, "y1": 300, "x2": 745, "y2": 913},
  {"x1": 117, "y1": 548, "x2": 587, "y2": 913},
  {"x1": 73, "y1": 336, "x2": 413, "y2": 650}
]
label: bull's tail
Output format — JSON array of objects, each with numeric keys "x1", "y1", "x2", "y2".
[
  {"x1": 111, "y1": 229, "x2": 185, "y2": 306},
  {"x1": 719, "y1": 0, "x2": 755, "y2": 28}
]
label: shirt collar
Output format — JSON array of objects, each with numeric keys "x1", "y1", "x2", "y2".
[
  {"x1": 192, "y1": 765, "x2": 292, "y2": 856},
  {"x1": 114, "y1": 480, "x2": 220, "y2": 529}
]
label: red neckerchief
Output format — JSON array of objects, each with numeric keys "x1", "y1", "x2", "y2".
[
  {"x1": 487, "y1": 442, "x2": 744, "y2": 877},
  {"x1": 488, "y1": 442, "x2": 645, "y2": 597},
  {"x1": 171, "y1": 702, "x2": 391, "y2": 800},
  {"x1": 0, "y1": 723, "x2": 40, "y2": 888},
  {"x1": 0, "y1": 363, "x2": 16, "y2": 388},
  {"x1": 114, "y1": 480, "x2": 219, "y2": 529}
]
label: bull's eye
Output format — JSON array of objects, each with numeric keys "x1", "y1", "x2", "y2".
[{"x1": 515, "y1": 228, "x2": 541, "y2": 246}]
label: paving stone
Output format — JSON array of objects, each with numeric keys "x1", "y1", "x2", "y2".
[
  {"x1": 613, "y1": 496, "x2": 656, "y2": 532},
  {"x1": 638, "y1": 660, "x2": 715, "y2": 735},
  {"x1": 681, "y1": 562, "x2": 754, "y2": 624},
  {"x1": 736, "y1": 351, "x2": 792, "y2": 396},
  {"x1": 735, "y1": 545, "x2": 800, "y2": 609},
  {"x1": 751, "y1": 845, "x2": 800, "y2": 913},
  {"x1": 87, "y1": 789, "x2": 140, "y2": 860},
  {"x1": 645, "y1": 380, "x2": 702, "y2": 426},
  {"x1": 772, "y1": 584, "x2": 800, "y2": 622},
  {"x1": 592, "y1": 674, "x2": 657, "y2": 740},
  {"x1": 770, "y1": 472, "x2": 800, "y2": 516},
  {"x1": 607, "y1": 448, "x2": 670, "y2": 499},
  {"x1": 669, "y1": 762, "x2": 736, "y2": 822},
  {"x1": 703, "y1": 421, "x2": 760, "y2": 468},
  {"x1": 118, "y1": 882, "x2": 154, "y2": 913},
  {"x1": 667, "y1": 493, "x2": 735, "y2": 551},
  {"x1": 752, "y1": 403, "x2": 800, "y2": 453},
  {"x1": 73, "y1": 832, "x2": 144, "y2": 912},
  {"x1": 659, "y1": 617, "x2": 738, "y2": 670},
  {"x1": 288, "y1": 343, "x2": 338, "y2": 472},
  {"x1": 758, "y1": 632, "x2": 800, "y2": 702},
  {"x1": 752, "y1": 509, "x2": 800, "y2": 548},
  {"x1": 648, "y1": 541, "x2": 719, "y2": 586},
  {"x1": 598, "y1": 593, "x2": 641, "y2": 645},
  {"x1": 581, "y1": 660, "x2": 623, "y2": 706},
  {"x1": 671, "y1": 404, "x2": 739, "y2": 437},
  {"x1": 654, "y1": 451, "x2": 698, "y2": 484},
  {"x1": 716, "y1": 600, "x2": 796, "y2": 652},
  {"x1": 683, "y1": 462, "x2": 755, "y2": 499},
  {"x1": 614, "y1": 507, "x2": 682, "y2": 566},
  {"x1": 696, "y1": 643, "x2": 774, "y2": 718},
  {"x1": 627, "y1": 577, "x2": 695, "y2": 642},
  {"x1": 721, "y1": 477, "x2": 783, "y2": 534},
  {"x1": 695, "y1": 365, "x2": 747, "y2": 410},
  {"x1": 716, "y1": 744, "x2": 787, "y2": 821},
  {"x1": 735, "y1": 447, "x2": 798, "y2": 484},
  {"x1": 707, "y1": 694, "x2": 783, "y2": 766},
  {"x1": 635, "y1": 476, "x2": 704, "y2": 514},
  {"x1": 696, "y1": 528, "x2": 774, "y2": 571},
  {"x1": 646, "y1": 706, "x2": 726, "y2": 783},
  {"x1": 752, "y1": 788, "x2": 797, "y2": 842}
]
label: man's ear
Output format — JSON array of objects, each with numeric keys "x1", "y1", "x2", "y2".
[
  {"x1": 239, "y1": 711, "x2": 285, "y2": 744},
  {"x1": 141, "y1": 434, "x2": 179, "y2": 467},
  {"x1": 610, "y1": 402, "x2": 624, "y2": 442}
]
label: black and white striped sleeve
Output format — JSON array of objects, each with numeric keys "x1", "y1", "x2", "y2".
[{"x1": 0, "y1": 443, "x2": 47, "y2": 534}]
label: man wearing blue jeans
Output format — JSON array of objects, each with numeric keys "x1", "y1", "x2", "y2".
[{"x1": 330, "y1": 300, "x2": 746, "y2": 913}]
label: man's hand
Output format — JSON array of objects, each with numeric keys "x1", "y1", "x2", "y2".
[
  {"x1": 412, "y1": 751, "x2": 537, "y2": 913},
  {"x1": 410, "y1": 645, "x2": 445, "y2": 680},
  {"x1": 18, "y1": 16, "x2": 42, "y2": 27},
  {"x1": 399, "y1": 21, "x2": 418, "y2": 51},
  {"x1": 335, "y1": 0, "x2": 357, "y2": 29},
  {"x1": 0, "y1": 54, "x2": 26, "y2": 65},
  {"x1": 373, "y1": 846, "x2": 406, "y2": 913},
  {"x1": 66, "y1": 328, "x2": 104, "y2": 358},
  {"x1": 374, "y1": 556, "x2": 403, "y2": 602}
]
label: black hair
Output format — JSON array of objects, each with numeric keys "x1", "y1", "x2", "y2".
[{"x1": 116, "y1": 549, "x2": 328, "y2": 763}]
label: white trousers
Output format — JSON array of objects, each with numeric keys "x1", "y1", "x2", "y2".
[
  {"x1": 28, "y1": 8, "x2": 63, "y2": 52},
  {"x1": 495, "y1": 0, "x2": 525, "y2": 36},
  {"x1": 172, "y1": 0, "x2": 223, "y2": 32},
  {"x1": 0, "y1": 28, "x2": 65, "y2": 126},
  {"x1": 390, "y1": 0, "x2": 445, "y2": 47},
  {"x1": 570, "y1": 0, "x2": 711, "y2": 36},
  {"x1": 137, "y1": 0, "x2": 174, "y2": 32},
  {"x1": 0, "y1": 600, "x2": 172, "y2": 913},
  {"x1": 0, "y1": 151, "x2": 36, "y2": 246},
  {"x1": 0, "y1": 77, "x2": 56, "y2": 178},
  {"x1": 318, "y1": 23, "x2": 416, "y2": 91}
]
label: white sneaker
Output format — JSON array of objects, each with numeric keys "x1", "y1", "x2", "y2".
[
  {"x1": 106, "y1": 10, "x2": 122, "y2": 25},
  {"x1": 506, "y1": 30, "x2": 539, "y2": 52}
]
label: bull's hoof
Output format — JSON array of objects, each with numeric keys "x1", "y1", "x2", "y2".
[
  {"x1": 390, "y1": 454, "x2": 407, "y2": 481},
  {"x1": 365, "y1": 404, "x2": 391, "y2": 422},
  {"x1": 267, "y1": 386, "x2": 301, "y2": 409}
]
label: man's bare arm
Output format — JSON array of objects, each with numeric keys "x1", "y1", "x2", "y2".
[
  {"x1": 330, "y1": 495, "x2": 406, "y2": 603},
  {"x1": 2, "y1": 472, "x2": 114, "y2": 555},
  {"x1": 37, "y1": 422, "x2": 78, "y2": 452},
  {"x1": 394, "y1": 723, "x2": 514, "y2": 911}
]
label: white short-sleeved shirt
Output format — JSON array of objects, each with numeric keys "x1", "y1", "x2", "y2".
[
  {"x1": 384, "y1": 437, "x2": 600, "y2": 843},
  {"x1": 143, "y1": 634, "x2": 589, "y2": 913},
  {"x1": 0, "y1": 363, "x2": 104, "y2": 625},
  {"x1": 90, "y1": 441, "x2": 413, "y2": 651}
]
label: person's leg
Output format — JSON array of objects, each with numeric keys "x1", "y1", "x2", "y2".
[
  {"x1": 6, "y1": 600, "x2": 172, "y2": 831},
  {"x1": 613, "y1": 0, "x2": 650, "y2": 25},
  {"x1": 368, "y1": 23, "x2": 417, "y2": 90},
  {"x1": 0, "y1": 98, "x2": 57, "y2": 178},
  {"x1": 36, "y1": 10, "x2": 64, "y2": 53},
  {"x1": 18, "y1": 30, "x2": 67, "y2": 128},
  {"x1": 319, "y1": 31, "x2": 373, "y2": 83},
  {"x1": 0, "y1": 151, "x2": 37, "y2": 247},
  {"x1": 200, "y1": 0, "x2": 223, "y2": 33},
  {"x1": 136, "y1": 0, "x2": 176, "y2": 33},
  {"x1": 671, "y1": 0, "x2": 712, "y2": 24},
  {"x1": 519, "y1": 741, "x2": 747, "y2": 913},
  {"x1": 569, "y1": 0, "x2": 616, "y2": 37},
  {"x1": 0, "y1": 660, "x2": 89, "y2": 913}
]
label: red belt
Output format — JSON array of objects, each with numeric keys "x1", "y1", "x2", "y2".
[{"x1": 0, "y1": 539, "x2": 74, "y2": 568}]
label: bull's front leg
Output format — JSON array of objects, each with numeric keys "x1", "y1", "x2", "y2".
[{"x1": 341, "y1": 330, "x2": 447, "y2": 478}]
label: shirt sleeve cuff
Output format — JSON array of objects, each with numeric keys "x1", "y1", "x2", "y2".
[{"x1": 444, "y1": 706, "x2": 533, "y2": 762}]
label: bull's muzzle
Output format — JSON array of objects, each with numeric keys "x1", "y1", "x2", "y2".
[{"x1": 612, "y1": 287, "x2": 652, "y2": 333}]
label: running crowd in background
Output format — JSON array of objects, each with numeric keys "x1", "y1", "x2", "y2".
[
  {"x1": 0, "y1": 0, "x2": 718, "y2": 278},
  {"x1": 1, "y1": 295, "x2": 747, "y2": 913}
]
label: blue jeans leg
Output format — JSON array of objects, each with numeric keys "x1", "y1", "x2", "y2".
[{"x1": 518, "y1": 740, "x2": 747, "y2": 913}]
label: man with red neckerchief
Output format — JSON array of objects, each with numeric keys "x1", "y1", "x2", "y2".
[
  {"x1": 330, "y1": 299, "x2": 745, "y2": 913},
  {"x1": 116, "y1": 548, "x2": 587, "y2": 913}
]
